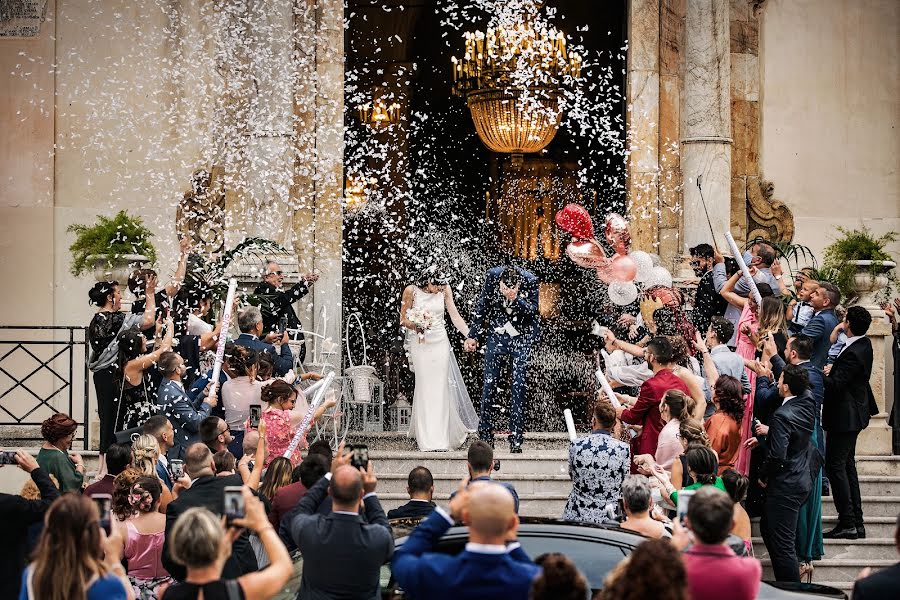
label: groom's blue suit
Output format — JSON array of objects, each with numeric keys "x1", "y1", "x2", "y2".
[{"x1": 468, "y1": 266, "x2": 539, "y2": 449}]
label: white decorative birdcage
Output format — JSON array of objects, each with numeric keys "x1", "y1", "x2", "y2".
[
  {"x1": 343, "y1": 312, "x2": 384, "y2": 432},
  {"x1": 390, "y1": 394, "x2": 412, "y2": 433}
]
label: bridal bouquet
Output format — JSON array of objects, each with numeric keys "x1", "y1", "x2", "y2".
[{"x1": 406, "y1": 307, "x2": 442, "y2": 342}]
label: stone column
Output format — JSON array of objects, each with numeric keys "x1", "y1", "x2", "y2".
[
  {"x1": 858, "y1": 321, "x2": 893, "y2": 456},
  {"x1": 681, "y1": 0, "x2": 732, "y2": 251}
]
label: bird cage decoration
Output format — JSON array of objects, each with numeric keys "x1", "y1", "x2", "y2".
[
  {"x1": 344, "y1": 313, "x2": 384, "y2": 432},
  {"x1": 390, "y1": 394, "x2": 412, "y2": 433}
]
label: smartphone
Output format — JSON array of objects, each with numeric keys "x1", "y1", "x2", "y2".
[
  {"x1": 223, "y1": 486, "x2": 245, "y2": 524},
  {"x1": 170, "y1": 459, "x2": 184, "y2": 479},
  {"x1": 349, "y1": 444, "x2": 369, "y2": 470},
  {"x1": 677, "y1": 489, "x2": 696, "y2": 527},
  {"x1": 249, "y1": 404, "x2": 261, "y2": 429},
  {"x1": 93, "y1": 494, "x2": 113, "y2": 535},
  {"x1": 0, "y1": 451, "x2": 17, "y2": 465}
]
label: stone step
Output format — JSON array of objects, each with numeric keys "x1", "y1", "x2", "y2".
[
  {"x1": 367, "y1": 450, "x2": 570, "y2": 476},
  {"x1": 761, "y1": 559, "x2": 895, "y2": 583},
  {"x1": 376, "y1": 492, "x2": 568, "y2": 517},
  {"x1": 832, "y1": 476, "x2": 900, "y2": 496},
  {"x1": 855, "y1": 456, "x2": 900, "y2": 477},
  {"x1": 821, "y1": 497, "x2": 900, "y2": 518},
  {"x1": 376, "y1": 472, "x2": 573, "y2": 496},
  {"x1": 753, "y1": 538, "x2": 898, "y2": 560},
  {"x1": 346, "y1": 431, "x2": 573, "y2": 452},
  {"x1": 752, "y1": 516, "x2": 898, "y2": 539}
]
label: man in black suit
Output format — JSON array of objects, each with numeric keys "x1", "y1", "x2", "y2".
[
  {"x1": 387, "y1": 466, "x2": 436, "y2": 520},
  {"x1": 852, "y1": 514, "x2": 900, "y2": 599},
  {"x1": 823, "y1": 306, "x2": 876, "y2": 540},
  {"x1": 234, "y1": 306, "x2": 293, "y2": 376},
  {"x1": 254, "y1": 260, "x2": 318, "y2": 364},
  {"x1": 290, "y1": 444, "x2": 394, "y2": 600},
  {"x1": 688, "y1": 243, "x2": 728, "y2": 337},
  {"x1": 750, "y1": 364, "x2": 815, "y2": 582},
  {"x1": 161, "y1": 443, "x2": 258, "y2": 580}
]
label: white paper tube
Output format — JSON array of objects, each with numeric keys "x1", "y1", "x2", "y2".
[
  {"x1": 595, "y1": 367, "x2": 622, "y2": 409},
  {"x1": 724, "y1": 232, "x2": 762, "y2": 305},
  {"x1": 283, "y1": 371, "x2": 336, "y2": 458},
  {"x1": 564, "y1": 409, "x2": 577, "y2": 442},
  {"x1": 209, "y1": 278, "x2": 238, "y2": 397}
]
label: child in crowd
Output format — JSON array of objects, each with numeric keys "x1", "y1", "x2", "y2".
[
  {"x1": 787, "y1": 279, "x2": 818, "y2": 335},
  {"x1": 826, "y1": 305, "x2": 848, "y2": 365}
]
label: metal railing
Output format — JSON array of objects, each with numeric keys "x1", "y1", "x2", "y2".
[{"x1": 0, "y1": 326, "x2": 91, "y2": 450}]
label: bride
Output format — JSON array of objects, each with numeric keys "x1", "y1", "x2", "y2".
[{"x1": 399, "y1": 267, "x2": 479, "y2": 451}]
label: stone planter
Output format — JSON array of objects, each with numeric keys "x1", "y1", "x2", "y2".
[
  {"x1": 850, "y1": 259, "x2": 896, "y2": 317},
  {"x1": 89, "y1": 253, "x2": 150, "y2": 283}
]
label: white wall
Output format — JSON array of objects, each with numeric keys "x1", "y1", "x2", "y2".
[{"x1": 760, "y1": 0, "x2": 900, "y2": 264}]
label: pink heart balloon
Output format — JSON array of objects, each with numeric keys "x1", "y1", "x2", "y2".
[
  {"x1": 609, "y1": 253, "x2": 638, "y2": 283},
  {"x1": 566, "y1": 240, "x2": 608, "y2": 269}
]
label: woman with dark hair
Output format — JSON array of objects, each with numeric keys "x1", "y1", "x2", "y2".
[
  {"x1": 127, "y1": 238, "x2": 190, "y2": 340},
  {"x1": 20, "y1": 494, "x2": 133, "y2": 600},
  {"x1": 399, "y1": 266, "x2": 479, "y2": 451},
  {"x1": 599, "y1": 539, "x2": 688, "y2": 600},
  {"x1": 705, "y1": 375, "x2": 745, "y2": 474},
  {"x1": 88, "y1": 277, "x2": 157, "y2": 476},
  {"x1": 118, "y1": 476, "x2": 171, "y2": 597},
  {"x1": 161, "y1": 491, "x2": 293, "y2": 600},
  {"x1": 653, "y1": 446, "x2": 726, "y2": 505},
  {"x1": 36, "y1": 413, "x2": 84, "y2": 493},
  {"x1": 722, "y1": 469, "x2": 753, "y2": 554},
  {"x1": 259, "y1": 379, "x2": 335, "y2": 467},
  {"x1": 655, "y1": 390, "x2": 694, "y2": 470},
  {"x1": 530, "y1": 553, "x2": 588, "y2": 600},
  {"x1": 670, "y1": 419, "x2": 712, "y2": 489},
  {"x1": 221, "y1": 346, "x2": 260, "y2": 458},
  {"x1": 117, "y1": 315, "x2": 173, "y2": 432}
]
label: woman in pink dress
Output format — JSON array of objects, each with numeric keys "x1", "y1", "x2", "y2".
[
  {"x1": 720, "y1": 270, "x2": 776, "y2": 474},
  {"x1": 258, "y1": 379, "x2": 336, "y2": 466},
  {"x1": 119, "y1": 476, "x2": 172, "y2": 597}
]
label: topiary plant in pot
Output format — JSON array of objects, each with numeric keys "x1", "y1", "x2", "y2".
[
  {"x1": 67, "y1": 210, "x2": 157, "y2": 282},
  {"x1": 822, "y1": 226, "x2": 897, "y2": 313}
]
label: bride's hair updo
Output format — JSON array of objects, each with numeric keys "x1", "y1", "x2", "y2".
[{"x1": 415, "y1": 265, "x2": 448, "y2": 288}]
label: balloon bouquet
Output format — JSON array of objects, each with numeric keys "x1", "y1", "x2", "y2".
[{"x1": 555, "y1": 203, "x2": 673, "y2": 306}]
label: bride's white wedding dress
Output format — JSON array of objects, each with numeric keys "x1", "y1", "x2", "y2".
[{"x1": 405, "y1": 286, "x2": 479, "y2": 451}]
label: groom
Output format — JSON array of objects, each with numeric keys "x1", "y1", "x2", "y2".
[{"x1": 464, "y1": 265, "x2": 540, "y2": 453}]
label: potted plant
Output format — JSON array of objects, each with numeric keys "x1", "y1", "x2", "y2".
[
  {"x1": 822, "y1": 226, "x2": 897, "y2": 312},
  {"x1": 67, "y1": 211, "x2": 157, "y2": 282}
]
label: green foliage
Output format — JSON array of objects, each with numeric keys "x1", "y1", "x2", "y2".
[
  {"x1": 184, "y1": 237, "x2": 284, "y2": 301},
  {"x1": 67, "y1": 211, "x2": 157, "y2": 277},
  {"x1": 821, "y1": 227, "x2": 897, "y2": 303}
]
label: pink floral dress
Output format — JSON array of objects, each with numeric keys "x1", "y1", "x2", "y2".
[
  {"x1": 733, "y1": 304, "x2": 758, "y2": 474},
  {"x1": 260, "y1": 408, "x2": 307, "y2": 467}
]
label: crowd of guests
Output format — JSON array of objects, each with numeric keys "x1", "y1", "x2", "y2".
[{"x1": 1, "y1": 245, "x2": 899, "y2": 599}]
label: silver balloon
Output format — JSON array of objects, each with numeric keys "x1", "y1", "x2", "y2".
[
  {"x1": 608, "y1": 281, "x2": 639, "y2": 306},
  {"x1": 630, "y1": 250, "x2": 654, "y2": 283},
  {"x1": 644, "y1": 266, "x2": 674, "y2": 289}
]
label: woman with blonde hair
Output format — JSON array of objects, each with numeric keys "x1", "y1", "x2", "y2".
[
  {"x1": 131, "y1": 434, "x2": 174, "y2": 513},
  {"x1": 160, "y1": 488, "x2": 293, "y2": 600},
  {"x1": 21, "y1": 494, "x2": 134, "y2": 600}
]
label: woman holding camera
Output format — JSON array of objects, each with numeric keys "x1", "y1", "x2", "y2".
[
  {"x1": 161, "y1": 488, "x2": 292, "y2": 600},
  {"x1": 20, "y1": 494, "x2": 133, "y2": 600}
]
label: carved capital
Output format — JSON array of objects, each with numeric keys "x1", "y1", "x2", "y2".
[
  {"x1": 177, "y1": 166, "x2": 226, "y2": 255},
  {"x1": 746, "y1": 177, "x2": 794, "y2": 243}
]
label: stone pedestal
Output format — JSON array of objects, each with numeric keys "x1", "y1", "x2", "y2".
[
  {"x1": 858, "y1": 321, "x2": 893, "y2": 455},
  {"x1": 681, "y1": 0, "x2": 732, "y2": 251}
]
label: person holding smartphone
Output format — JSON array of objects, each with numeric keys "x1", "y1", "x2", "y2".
[
  {"x1": 258, "y1": 380, "x2": 336, "y2": 467},
  {"x1": 36, "y1": 413, "x2": 85, "y2": 493},
  {"x1": 0, "y1": 450, "x2": 61, "y2": 599}
]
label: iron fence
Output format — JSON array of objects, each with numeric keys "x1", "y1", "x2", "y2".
[{"x1": 0, "y1": 326, "x2": 91, "y2": 450}]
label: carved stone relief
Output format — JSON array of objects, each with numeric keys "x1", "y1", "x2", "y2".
[
  {"x1": 176, "y1": 166, "x2": 227, "y2": 254},
  {"x1": 746, "y1": 178, "x2": 794, "y2": 242}
]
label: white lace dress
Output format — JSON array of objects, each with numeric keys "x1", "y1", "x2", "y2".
[{"x1": 406, "y1": 287, "x2": 478, "y2": 451}]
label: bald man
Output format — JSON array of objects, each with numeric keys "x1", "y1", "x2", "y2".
[
  {"x1": 290, "y1": 443, "x2": 393, "y2": 600},
  {"x1": 392, "y1": 480, "x2": 541, "y2": 599}
]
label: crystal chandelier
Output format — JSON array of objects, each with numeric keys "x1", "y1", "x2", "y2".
[
  {"x1": 451, "y1": 17, "x2": 582, "y2": 155},
  {"x1": 356, "y1": 97, "x2": 401, "y2": 130}
]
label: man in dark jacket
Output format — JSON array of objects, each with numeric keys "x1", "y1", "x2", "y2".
[
  {"x1": 254, "y1": 260, "x2": 318, "y2": 364},
  {"x1": 823, "y1": 306, "x2": 875, "y2": 540},
  {"x1": 689, "y1": 244, "x2": 728, "y2": 337},
  {"x1": 801, "y1": 282, "x2": 841, "y2": 368},
  {"x1": 751, "y1": 364, "x2": 815, "y2": 582},
  {"x1": 290, "y1": 444, "x2": 393, "y2": 600},
  {"x1": 161, "y1": 443, "x2": 258, "y2": 580},
  {"x1": 0, "y1": 450, "x2": 60, "y2": 598},
  {"x1": 388, "y1": 466, "x2": 437, "y2": 520}
]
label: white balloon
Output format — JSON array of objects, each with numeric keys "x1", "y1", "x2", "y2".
[
  {"x1": 608, "y1": 281, "x2": 639, "y2": 306},
  {"x1": 629, "y1": 251, "x2": 654, "y2": 283},
  {"x1": 644, "y1": 266, "x2": 673, "y2": 289}
]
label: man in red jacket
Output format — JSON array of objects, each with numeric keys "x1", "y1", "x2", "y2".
[{"x1": 616, "y1": 337, "x2": 690, "y2": 472}]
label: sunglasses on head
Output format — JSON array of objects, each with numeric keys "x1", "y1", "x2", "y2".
[{"x1": 269, "y1": 270, "x2": 283, "y2": 276}]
